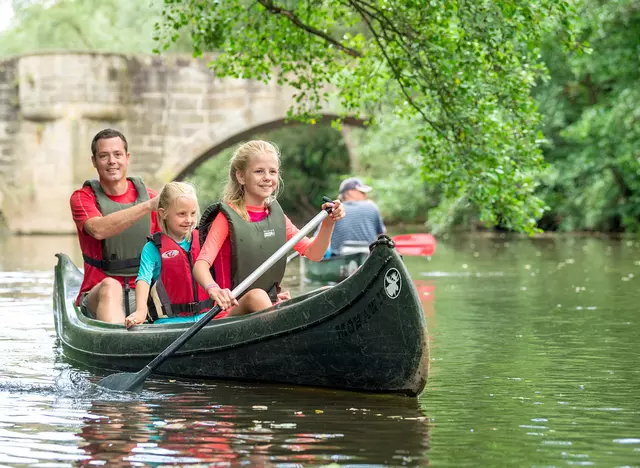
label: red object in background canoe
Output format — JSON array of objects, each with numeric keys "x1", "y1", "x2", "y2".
[{"x1": 391, "y1": 234, "x2": 437, "y2": 256}]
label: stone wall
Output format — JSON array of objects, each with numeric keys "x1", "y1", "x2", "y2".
[
  {"x1": 0, "y1": 52, "x2": 360, "y2": 234},
  {"x1": 0, "y1": 57, "x2": 19, "y2": 232}
]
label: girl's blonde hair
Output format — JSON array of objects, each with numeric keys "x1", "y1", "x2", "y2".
[
  {"x1": 157, "y1": 181, "x2": 200, "y2": 241},
  {"x1": 223, "y1": 140, "x2": 283, "y2": 221}
]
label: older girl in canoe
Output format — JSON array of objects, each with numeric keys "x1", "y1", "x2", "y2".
[
  {"x1": 125, "y1": 181, "x2": 211, "y2": 328},
  {"x1": 193, "y1": 140, "x2": 345, "y2": 318}
]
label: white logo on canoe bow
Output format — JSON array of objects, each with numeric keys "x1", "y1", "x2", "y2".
[{"x1": 384, "y1": 268, "x2": 401, "y2": 299}]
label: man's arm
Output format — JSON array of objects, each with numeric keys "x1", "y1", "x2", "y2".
[{"x1": 84, "y1": 197, "x2": 158, "y2": 240}]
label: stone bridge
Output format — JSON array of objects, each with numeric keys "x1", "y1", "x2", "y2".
[{"x1": 0, "y1": 52, "x2": 362, "y2": 234}]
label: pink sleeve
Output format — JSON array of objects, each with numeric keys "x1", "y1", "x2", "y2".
[
  {"x1": 285, "y1": 215, "x2": 313, "y2": 255},
  {"x1": 197, "y1": 213, "x2": 230, "y2": 265},
  {"x1": 70, "y1": 187, "x2": 101, "y2": 232}
]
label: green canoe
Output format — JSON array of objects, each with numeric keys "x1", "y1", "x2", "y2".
[
  {"x1": 53, "y1": 239, "x2": 429, "y2": 396},
  {"x1": 301, "y1": 251, "x2": 368, "y2": 283}
]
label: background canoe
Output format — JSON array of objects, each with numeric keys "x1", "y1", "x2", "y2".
[
  {"x1": 393, "y1": 234, "x2": 437, "y2": 257},
  {"x1": 302, "y1": 234, "x2": 437, "y2": 284},
  {"x1": 302, "y1": 251, "x2": 367, "y2": 283}
]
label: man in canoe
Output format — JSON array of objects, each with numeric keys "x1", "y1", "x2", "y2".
[
  {"x1": 325, "y1": 177, "x2": 386, "y2": 256},
  {"x1": 69, "y1": 129, "x2": 160, "y2": 324}
]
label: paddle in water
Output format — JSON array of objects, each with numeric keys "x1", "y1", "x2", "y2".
[{"x1": 97, "y1": 201, "x2": 335, "y2": 392}]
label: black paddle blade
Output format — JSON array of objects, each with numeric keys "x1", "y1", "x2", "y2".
[{"x1": 97, "y1": 369, "x2": 148, "y2": 392}]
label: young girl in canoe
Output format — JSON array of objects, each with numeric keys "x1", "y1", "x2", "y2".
[
  {"x1": 193, "y1": 140, "x2": 345, "y2": 317},
  {"x1": 125, "y1": 181, "x2": 212, "y2": 328}
]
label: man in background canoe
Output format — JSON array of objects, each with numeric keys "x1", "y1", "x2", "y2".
[
  {"x1": 325, "y1": 177, "x2": 386, "y2": 257},
  {"x1": 69, "y1": 129, "x2": 160, "y2": 324}
]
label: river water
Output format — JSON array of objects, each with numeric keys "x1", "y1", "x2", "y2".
[{"x1": 0, "y1": 233, "x2": 639, "y2": 466}]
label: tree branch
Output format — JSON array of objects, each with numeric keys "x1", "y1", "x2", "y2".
[
  {"x1": 608, "y1": 165, "x2": 633, "y2": 199},
  {"x1": 350, "y1": 0, "x2": 468, "y2": 124},
  {"x1": 257, "y1": 0, "x2": 363, "y2": 58},
  {"x1": 346, "y1": 0, "x2": 447, "y2": 137}
]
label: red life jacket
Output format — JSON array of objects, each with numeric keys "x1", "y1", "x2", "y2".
[{"x1": 148, "y1": 230, "x2": 213, "y2": 319}]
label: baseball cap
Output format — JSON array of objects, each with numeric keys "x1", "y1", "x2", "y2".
[{"x1": 339, "y1": 177, "x2": 372, "y2": 194}]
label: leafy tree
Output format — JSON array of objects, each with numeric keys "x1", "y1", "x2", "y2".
[
  {"x1": 0, "y1": 0, "x2": 191, "y2": 55},
  {"x1": 156, "y1": 0, "x2": 579, "y2": 234},
  {"x1": 535, "y1": 0, "x2": 640, "y2": 232},
  {"x1": 349, "y1": 114, "x2": 442, "y2": 226}
]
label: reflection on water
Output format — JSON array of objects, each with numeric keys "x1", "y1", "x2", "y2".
[
  {"x1": 0, "y1": 376, "x2": 430, "y2": 466},
  {"x1": 414, "y1": 234, "x2": 640, "y2": 466},
  {"x1": 1, "y1": 233, "x2": 640, "y2": 466},
  {"x1": 73, "y1": 385, "x2": 429, "y2": 466}
]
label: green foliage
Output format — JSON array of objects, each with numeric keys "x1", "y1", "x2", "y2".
[
  {"x1": 349, "y1": 114, "x2": 440, "y2": 225},
  {"x1": 186, "y1": 147, "x2": 229, "y2": 212},
  {"x1": 0, "y1": 0, "x2": 191, "y2": 55},
  {"x1": 535, "y1": 0, "x2": 640, "y2": 232},
  {"x1": 156, "y1": 0, "x2": 578, "y2": 234},
  {"x1": 186, "y1": 124, "x2": 350, "y2": 224}
]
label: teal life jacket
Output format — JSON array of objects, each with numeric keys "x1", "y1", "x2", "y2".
[
  {"x1": 198, "y1": 201, "x2": 287, "y2": 299},
  {"x1": 82, "y1": 177, "x2": 150, "y2": 277}
]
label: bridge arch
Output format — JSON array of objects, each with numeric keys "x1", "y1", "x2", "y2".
[{"x1": 167, "y1": 115, "x2": 366, "y2": 182}]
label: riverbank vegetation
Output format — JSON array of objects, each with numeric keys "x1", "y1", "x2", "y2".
[{"x1": 2, "y1": 0, "x2": 638, "y2": 233}]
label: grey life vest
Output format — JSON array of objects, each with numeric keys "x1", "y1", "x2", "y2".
[
  {"x1": 82, "y1": 177, "x2": 150, "y2": 277},
  {"x1": 198, "y1": 201, "x2": 287, "y2": 298}
]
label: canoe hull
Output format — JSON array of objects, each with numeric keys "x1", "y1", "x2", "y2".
[{"x1": 53, "y1": 242, "x2": 429, "y2": 396}]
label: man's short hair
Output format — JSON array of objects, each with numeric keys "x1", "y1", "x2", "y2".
[
  {"x1": 339, "y1": 177, "x2": 373, "y2": 195},
  {"x1": 91, "y1": 129, "x2": 128, "y2": 157}
]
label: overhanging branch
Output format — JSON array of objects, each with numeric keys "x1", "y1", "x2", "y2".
[
  {"x1": 257, "y1": 0, "x2": 363, "y2": 58},
  {"x1": 346, "y1": 0, "x2": 447, "y2": 137}
]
